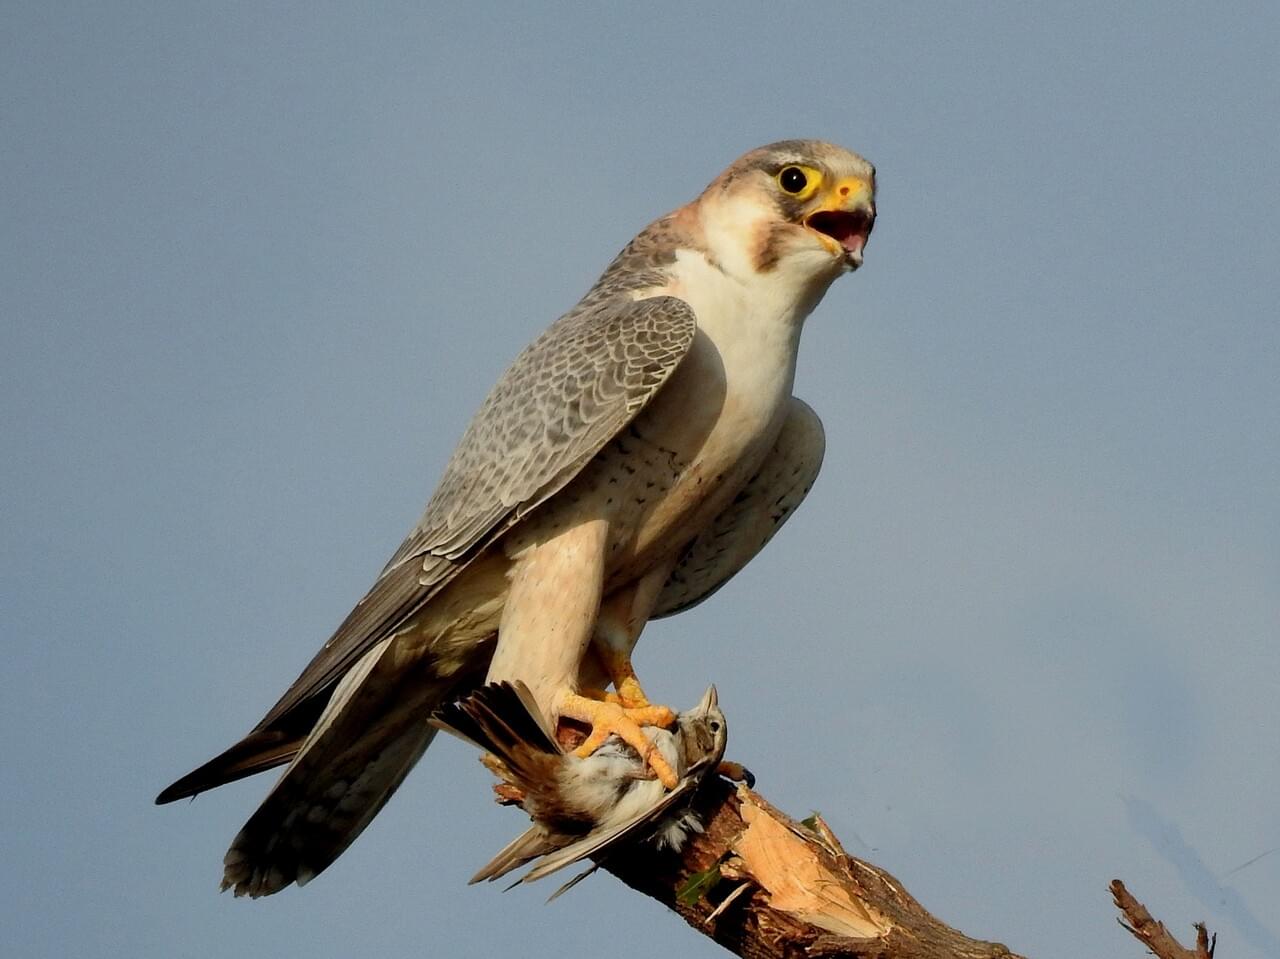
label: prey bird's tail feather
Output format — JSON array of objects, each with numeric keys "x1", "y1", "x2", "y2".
[
  {"x1": 431, "y1": 682, "x2": 566, "y2": 884},
  {"x1": 469, "y1": 827, "x2": 555, "y2": 886},
  {"x1": 431, "y1": 681, "x2": 561, "y2": 777}
]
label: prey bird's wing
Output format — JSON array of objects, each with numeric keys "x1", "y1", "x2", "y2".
[
  {"x1": 253, "y1": 297, "x2": 696, "y2": 732},
  {"x1": 469, "y1": 825, "x2": 557, "y2": 886},
  {"x1": 469, "y1": 779, "x2": 704, "y2": 888},
  {"x1": 516, "y1": 778, "x2": 702, "y2": 885},
  {"x1": 432, "y1": 682, "x2": 572, "y2": 885}
]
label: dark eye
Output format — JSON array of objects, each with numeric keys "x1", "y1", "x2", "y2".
[
  {"x1": 778, "y1": 166, "x2": 808, "y2": 194},
  {"x1": 708, "y1": 720, "x2": 722, "y2": 733}
]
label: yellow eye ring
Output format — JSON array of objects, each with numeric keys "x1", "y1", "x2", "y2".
[{"x1": 776, "y1": 164, "x2": 822, "y2": 200}]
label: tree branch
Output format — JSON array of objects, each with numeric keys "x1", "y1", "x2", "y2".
[
  {"x1": 600, "y1": 776, "x2": 1023, "y2": 958},
  {"x1": 1110, "y1": 879, "x2": 1216, "y2": 959},
  {"x1": 592, "y1": 778, "x2": 1222, "y2": 958}
]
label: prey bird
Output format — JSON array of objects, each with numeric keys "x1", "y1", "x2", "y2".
[
  {"x1": 157, "y1": 140, "x2": 876, "y2": 897},
  {"x1": 431, "y1": 681, "x2": 728, "y2": 891}
]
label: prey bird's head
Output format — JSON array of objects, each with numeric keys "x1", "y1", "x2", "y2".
[
  {"x1": 674, "y1": 684, "x2": 728, "y2": 772},
  {"x1": 694, "y1": 139, "x2": 876, "y2": 283}
]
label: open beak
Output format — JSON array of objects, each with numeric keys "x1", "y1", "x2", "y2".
[{"x1": 805, "y1": 175, "x2": 876, "y2": 269}]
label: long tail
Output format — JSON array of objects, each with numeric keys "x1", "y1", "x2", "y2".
[{"x1": 215, "y1": 638, "x2": 469, "y2": 898}]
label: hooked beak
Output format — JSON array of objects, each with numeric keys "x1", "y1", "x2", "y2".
[{"x1": 804, "y1": 175, "x2": 876, "y2": 269}]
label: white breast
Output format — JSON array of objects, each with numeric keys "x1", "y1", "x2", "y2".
[
  {"x1": 661, "y1": 248, "x2": 806, "y2": 416},
  {"x1": 648, "y1": 186, "x2": 838, "y2": 435},
  {"x1": 522, "y1": 206, "x2": 838, "y2": 577}
]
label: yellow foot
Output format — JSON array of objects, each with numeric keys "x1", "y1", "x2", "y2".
[
  {"x1": 594, "y1": 645, "x2": 658, "y2": 709},
  {"x1": 559, "y1": 693, "x2": 679, "y2": 789},
  {"x1": 577, "y1": 686, "x2": 628, "y2": 706},
  {"x1": 577, "y1": 684, "x2": 665, "y2": 709}
]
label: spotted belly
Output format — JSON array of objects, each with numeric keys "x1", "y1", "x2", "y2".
[{"x1": 505, "y1": 395, "x2": 787, "y2": 593}]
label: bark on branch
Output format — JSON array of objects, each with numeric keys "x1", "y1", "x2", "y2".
[
  {"x1": 1111, "y1": 879, "x2": 1216, "y2": 959},
  {"x1": 600, "y1": 776, "x2": 1022, "y2": 958},
  {"x1": 593, "y1": 778, "x2": 1220, "y2": 958}
]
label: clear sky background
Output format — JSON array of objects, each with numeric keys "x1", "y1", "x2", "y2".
[{"x1": 4, "y1": 3, "x2": 1278, "y2": 957}]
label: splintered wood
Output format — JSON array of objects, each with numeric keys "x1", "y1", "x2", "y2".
[
  {"x1": 734, "y1": 796, "x2": 890, "y2": 939},
  {"x1": 601, "y1": 778, "x2": 1024, "y2": 958},
  {"x1": 582, "y1": 769, "x2": 1215, "y2": 958},
  {"x1": 1111, "y1": 880, "x2": 1217, "y2": 959}
]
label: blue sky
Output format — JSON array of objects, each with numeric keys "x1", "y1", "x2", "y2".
[{"x1": 3, "y1": 3, "x2": 1278, "y2": 956}]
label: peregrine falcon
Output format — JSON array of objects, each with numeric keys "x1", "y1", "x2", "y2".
[{"x1": 157, "y1": 139, "x2": 876, "y2": 897}]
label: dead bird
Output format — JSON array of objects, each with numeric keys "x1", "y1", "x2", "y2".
[{"x1": 432, "y1": 681, "x2": 728, "y2": 890}]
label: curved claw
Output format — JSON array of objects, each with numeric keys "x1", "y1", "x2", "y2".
[{"x1": 717, "y1": 760, "x2": 756, "y2": 788}]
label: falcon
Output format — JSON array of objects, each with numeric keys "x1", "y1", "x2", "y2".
[{"x1": 157, "y1": 139, "x2": 876, "y2": 897}]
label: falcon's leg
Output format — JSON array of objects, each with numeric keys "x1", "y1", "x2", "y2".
[
  {"x1": 564, "y1": 562, "x2": 681, "y2": 788},
  {"x1": 589, "y1": 561, "x2": 678, "y2": 709},
  {"x1": 489, "y1": 518, "x2": 608, "y2": 712},
  {"x1": 591, "y1": 644, "x2": 649, "y2": 707},
  {"x1": 489, "y1": 518, "x2": 677, "y2": 787}
]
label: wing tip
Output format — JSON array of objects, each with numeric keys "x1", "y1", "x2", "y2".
[
  {"x1": 154, "y1": 783, "x2": 192, "y2": 805},
  {"x1": 154, "y1": 732, "x2": 301, "y2": 806}
]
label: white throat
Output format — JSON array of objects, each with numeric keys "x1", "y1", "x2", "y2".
[{"x1": 657, "y1": 192, "x2": 839, "y2": 389}]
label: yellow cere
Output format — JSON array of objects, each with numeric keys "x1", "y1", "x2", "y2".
[{"x1": 830, "y1": 176, "x2": 873, "y2": 207}]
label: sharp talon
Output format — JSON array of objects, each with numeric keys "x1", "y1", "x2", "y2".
[
  {"x1": 717, "y1": 760, "x2": 755, "y2": 788},
  {"x1": 632, "y1": 704, "x2": 677, "y2": 728}
]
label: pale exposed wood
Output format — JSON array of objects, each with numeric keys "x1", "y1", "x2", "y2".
[
  {"x1": 601, "y1": 777, "x2": 1024, "y2": 958},
  {"x1": 591, "y1": 779, "x2": 1223, "y2": 958},
  {"x1": 733, "y1": 798, "x2": 891, "y2": 939}
]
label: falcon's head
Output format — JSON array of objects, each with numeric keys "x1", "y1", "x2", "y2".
[{"x1": 696, "y1": 139, "x2": 876, "y2": 283}]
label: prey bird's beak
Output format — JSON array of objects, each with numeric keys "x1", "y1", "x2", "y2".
[
  {"x1": 805, "y1": 175, "x2": 876, "y2": 269},
  {"x1": 695, "y1": 684, "x2": 719, "y2": 714}
]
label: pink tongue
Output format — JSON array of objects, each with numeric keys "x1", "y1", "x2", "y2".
[
  {"x1": 808, "y1": 210, "x2": 873, "y2": 259},
  {"x1": 815, "y1": 212, "x2": 869, "y2": 253}
]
